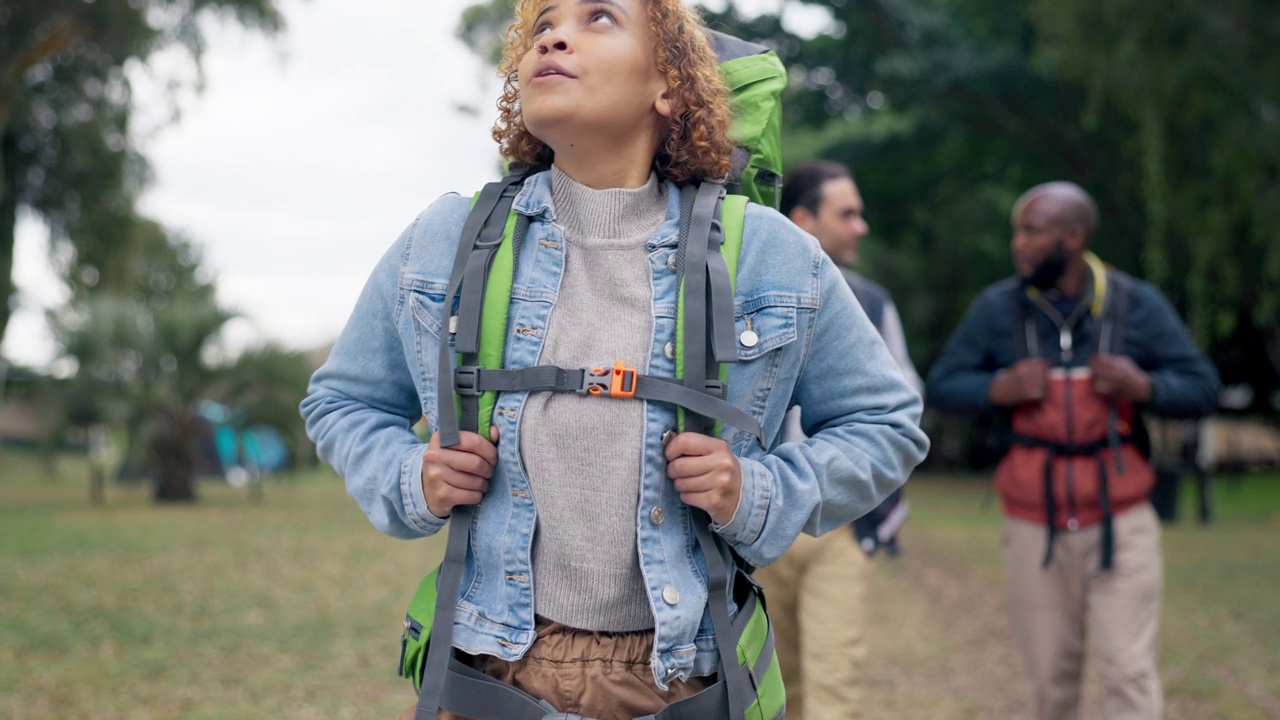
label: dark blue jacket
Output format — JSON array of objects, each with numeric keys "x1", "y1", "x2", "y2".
[{"x1": 927, "y1": 274, "x2": 1219, "y2": 421}]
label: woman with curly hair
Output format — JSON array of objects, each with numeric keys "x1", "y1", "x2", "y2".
[{"x1": 301, "y1": 1, "x2": 928, "y2": 718}]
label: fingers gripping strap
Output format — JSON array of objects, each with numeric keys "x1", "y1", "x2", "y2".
[{"x1": 416, "y1": 506, "x2": 474, "y2": 718}]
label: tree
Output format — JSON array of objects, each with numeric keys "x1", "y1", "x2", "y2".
[
  {"x1": 0, "y1": 0, "x2": 284, "y2": 346},
  {"x1": 49, "y1": 217, "x2": 233, "y2": 501},
  {"x1": 695, "y1": 0, "x2": 1278, "y2": 415},
  {"x1": 1028, "y1": 0, "x2": 1280, "y2": 408}
]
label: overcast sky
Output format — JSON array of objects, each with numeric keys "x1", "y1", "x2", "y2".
[{"x1": 3, "y1": 0, "x2": 807, "y2": 370}]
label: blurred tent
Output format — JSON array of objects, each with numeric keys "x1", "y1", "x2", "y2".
[{"x1": 191, "y1": 400, "x2": 290, "y2": 483}]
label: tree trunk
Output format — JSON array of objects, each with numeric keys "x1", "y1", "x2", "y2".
[
  {"x1": 151, "y1": 405, "x2": 198, "y2": 502},
  {"x1": 0, "y1": 129, "x2": 17, "y2": 347}
]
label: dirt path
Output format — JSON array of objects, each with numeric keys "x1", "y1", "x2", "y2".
[{"x1": 861, "y1": 531, "x2": 1036, "y2": 719}]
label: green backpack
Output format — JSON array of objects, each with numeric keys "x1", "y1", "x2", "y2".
[
  {"x1": 711, "y1": 32, "x2": 787, "y2": 210},
  {"x1": 402, "y1": 31, "x2": 788, "y2": 720}
]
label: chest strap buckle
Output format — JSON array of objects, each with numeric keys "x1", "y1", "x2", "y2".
[{"x1": 578, "y1": 360, "x2": 637, "y2": 398}]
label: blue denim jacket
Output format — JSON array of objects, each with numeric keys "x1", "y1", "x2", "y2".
[{"x1": 301, "y1": 171, "x2": 929, "y2": 687}]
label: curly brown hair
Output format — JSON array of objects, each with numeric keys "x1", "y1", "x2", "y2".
[{"x1": 491, "y1": 0, "x2": 735, "y2": 185}]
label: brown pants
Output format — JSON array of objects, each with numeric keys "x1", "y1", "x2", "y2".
[
  {"x1": 399, "y1": 619, "x2": 712, "y2": 720},
  {"x1": 1003, "y1": 503, "x2": 1164, "y2": 720},
  {"x1": 753, "y1": 528, "x2": 869, "y2": 720}
]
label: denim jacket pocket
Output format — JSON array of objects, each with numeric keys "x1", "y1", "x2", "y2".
[
  {"x1": 408, "y1": 285, "x2": 449, "y2": 340},
  {"x1": 735, "y1": 301, "x2": 797, "y2": 361},
  {"x1": 406, "y1": 284, "x2": 453, "y2": 423},
  {"x1": 729, "y1": 300, "x2": 799, "y2": 450}
]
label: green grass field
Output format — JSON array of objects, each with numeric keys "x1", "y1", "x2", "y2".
[{"x1": 2, "y1": 447, "x2": 1277, "y2": 719}]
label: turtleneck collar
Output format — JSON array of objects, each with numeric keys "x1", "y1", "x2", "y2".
[{"x1": 550, "y1": 165, "x2": 667, "y2": 245}]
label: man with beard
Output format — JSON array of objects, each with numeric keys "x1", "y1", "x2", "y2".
[{"x1": 927, "y1": 181, "x2": 1218, "y2": 720}]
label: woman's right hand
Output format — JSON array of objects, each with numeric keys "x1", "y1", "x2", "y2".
[{"x1": 421, "y1": 427, "x2": 500, "y2": 519}]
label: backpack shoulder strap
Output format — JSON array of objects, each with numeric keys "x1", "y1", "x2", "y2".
[
  {"x1": 436, "y1": 168, "x2": 532, "y2": 448},
  {"x1": 1012, "y1": 283, "x2": 1036, "y2": 360},
  {"x1": 1097, "y1": 268, "x2": 1130, "y2": 355},
  {"x1": 676, "y1": 185, "x2": 748, "y2": 439}
]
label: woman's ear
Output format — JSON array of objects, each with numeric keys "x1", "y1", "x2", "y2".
[{"x1": 655, "y1": 92, "x2": 673, "y2": 119}]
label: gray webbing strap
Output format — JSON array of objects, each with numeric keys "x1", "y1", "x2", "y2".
[
  {"x1": 694, "y1": 516, "x2": 755, "y2": 720},
  {"x1": 455, "y1": 202, "x2": 511, "y2": 354},
  {"x1": 457, "y1": 365, "x2": 580, "y2": 394},
  {"x1": 438, "y1": 655, "x2": 554, "y2": 718},
  {"x1": 705, "y1": 199, "x2": 739, "y2": 364},
  {"x1": 415, "y1": 505, "x2": 473, "y2": 719},
  {"x1": 638, "y1": 376, "x2": 763, "y2": 446},
  {"x1": 456, "y1": 182, "x2": 524, "y2": 437},
  {"x1": 682, "y1": 182, "x2": 723, "y2": 436},
  {"x1": 455, "y1": 366, "x2": 764, "y2": 444},
  {"x1": 436, "y1": 171, "x2": 529, "y2": 448},
  {"x1": 435, "y1": 657, "x2": 736, "y2": 720}
]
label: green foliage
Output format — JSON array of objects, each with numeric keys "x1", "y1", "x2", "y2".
[
  {"x1": 1027, "y1": 0, "x2": 1280, "y2": 393},
  {"x1": 693, "y1": 0, "x2": 1278, "y2": 411},
  {"x1": 456, "y1": 0, "x2": 516, "y2": 67},
  {"x1": 44, "y1": 218, "x2": 234, "y2": 498},
  {"x1": 0, "y1": 0, "x2": 285, "y2": 344},
  {"x1": 49, "y1": 219, "x2": 230, "y2": 414}
]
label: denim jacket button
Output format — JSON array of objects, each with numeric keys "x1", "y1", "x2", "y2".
[
  {"x1": 649, "y1": 507, "x2": 665, "y2": 525},
  {"x1": 667, "y1": 253, "x2": 678, "y2": 271},
  {"x1": 664, "y1": 341, "x2": 675, "y2": 359},
  {"x1": 739, "y1": 330, "x2": 759, "y2": 348},
  {"x1": 662, "y1": 586, "x2": 680, "y2": 605}
]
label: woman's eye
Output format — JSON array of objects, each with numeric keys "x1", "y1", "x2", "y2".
[
  {"x1": 588, "y1": 10, "x2": 616, "y2": 25},
  {"x1": 532, "y1": 21, "x2": 552, "y2": 36}
]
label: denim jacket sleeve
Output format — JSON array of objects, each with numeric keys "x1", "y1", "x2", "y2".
[
  {"x1": 299, "y1": 198, "x2": 466, "y2": 539},
  {"x1": 715, "y1": 210, "x2": 930, "y2": 567}
]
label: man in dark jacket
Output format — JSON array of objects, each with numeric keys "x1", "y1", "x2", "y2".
[{"x1": 927, "y1": 181, "x2": 1219, "y2": 720}]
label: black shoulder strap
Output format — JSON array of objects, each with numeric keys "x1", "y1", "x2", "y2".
[{"x1": 1012, "y1": 285, "x2": 1036, "y2": 360}]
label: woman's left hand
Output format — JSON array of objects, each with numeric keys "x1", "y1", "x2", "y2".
[{"x1": 664, "y1": 433, "x2": 743, "y2": 526}]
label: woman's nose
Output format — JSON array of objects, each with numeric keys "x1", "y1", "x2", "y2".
[{"x1": 537, "y1": 28, "x2": 571, "y2": 54}]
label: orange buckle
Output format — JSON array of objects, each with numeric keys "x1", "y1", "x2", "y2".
[
  {"x1": 609, "y1": 360, "x2": 637, "y2": 398},
  {"x1": 582, "y1": 361, "x2": 638, "y2": 398}
]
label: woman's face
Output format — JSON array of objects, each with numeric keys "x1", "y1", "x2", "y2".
[{"x1": 517, "y1": 0, "x2": 671, "y2": 152}]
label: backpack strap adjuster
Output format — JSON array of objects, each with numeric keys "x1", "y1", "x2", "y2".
[{"x1": 454, "y1": 366, "x2": 482, "y2": 397}]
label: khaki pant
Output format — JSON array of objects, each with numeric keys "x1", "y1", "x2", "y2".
[
  {"x1": 753, "y1": 528, "x2": 869, "y2": 720},
  {"x1": 1002, "y1": 503, "x2": 1164, "y2": 720},
  {"x1": 400, "y1": 619, "x2": 712, "y2": 720}
]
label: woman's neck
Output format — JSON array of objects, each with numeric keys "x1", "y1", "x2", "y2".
[{"x1": 546, "y1": 130, "x2": 660, "y2": 190}]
